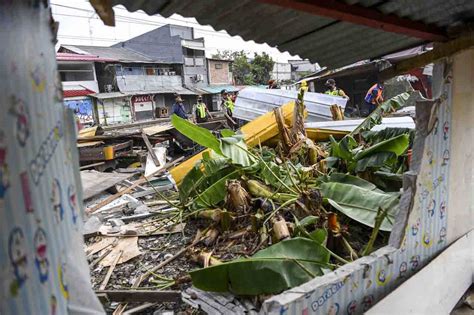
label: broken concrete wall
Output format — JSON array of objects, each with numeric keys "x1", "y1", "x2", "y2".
[
  {"x1": 0, "y1": 2, "x2": 102, "y2": 314},
  {"x1": 262, "y1": 59, "x2": 455, "y2": 314}
]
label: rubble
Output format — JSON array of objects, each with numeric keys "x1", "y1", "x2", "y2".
[{"x1": 82, "y1": 87, "x2": 416, "y2": 314}]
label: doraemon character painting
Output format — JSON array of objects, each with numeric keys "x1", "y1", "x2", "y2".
[
  {"x1": 51, "y1": 178, "x2": 64, "y2": 222},
  {"x1": 9, "y1": 95, "x2": 30, "y2": 147},
  {"x1": 68, "y1": 185, "x2": 78, "y2": 224},
  {"x1": 399, "y1": 262, "x2": 408, "y2": 278},
  {"x1": 8, "y1": 227, "x2": 28, "y2": 296},
  {"x1": 34, "y1": 227, "x2": 49, "y2": 283}
]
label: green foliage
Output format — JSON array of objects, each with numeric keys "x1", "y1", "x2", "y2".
[
  {"x1": 189, "y1": 238, "x2": 330, "y2": 295},
  {"x1": 211, "y1": 50, "x2": 275, "y2": 85},
  {"x1": 171, "y1": 115, "x2": 223, "y2": 155},
  {"x1": 321, "y1": 182, "x2": 399, "y2": 231}
]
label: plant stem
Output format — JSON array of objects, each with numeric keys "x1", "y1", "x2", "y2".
[
  {"x1": 263, "y1": 198, "x2": 298, "y2": 225},
  {"x1": 361, "y1": 207, "x2": 388, "y2": 256}
]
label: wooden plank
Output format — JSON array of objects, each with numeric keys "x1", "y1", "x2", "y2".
[
  {"x1": 86, "y1": 157, "x2": 184, "y2": 214},
  {"x1": 142, "y1": 132, "x2": 161, "y2": 167},
  {"x1": 96, "y1": 290, "x2": 181, "y2": 303},
  {"x1": 259, "y1": 0, "x2": 447, "y2": 41},
  {"x1": 142, "y1": 123, "x2": 173, "y2": 136},
  {"x1": 99, "y1": 250, "x2": 122, "y2": 290},
  {"x1": 80, "y1": 161, "x2": 106, "y2": 170},
  {"x1": 81, "y1": 171, "x2": 133, "y2": 200}
]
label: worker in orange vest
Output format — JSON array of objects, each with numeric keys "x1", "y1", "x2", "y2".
[{"x1": 364, "y1": 82, "x2": 384, "y2": 115}]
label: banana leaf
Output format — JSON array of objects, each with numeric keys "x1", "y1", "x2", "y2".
[
  {"x1": 362, "y1": 127, "x2": 414, "y2": 145},
  {"x1": 354, "y1": 134, "x2": 409, "y2": 160},
  {"x1": 330, "y1": 135, "x2": 357, "y2": 161},
  {"x1": 350, "y1": 92, "x2": 412, "y2": 136},
  {"x1": 353, "y1": 152, "x2": 398, "y2": 173},
  {"x1": 179, "y1": 164, "x2": 204, "y2": 203},
  {"x1": 189, "y1": 238, "x2": 330, "y2": 295},
  {"x1": 220, "y1": 137, "x2": 253, "y2": 167},
  {"x1": 195, "y1": 170, "x2": 240, "y2": 208},
  {"x1": 321, "y1": 182, "x2": 400, "y2": 231},
  {"x1": 171, "y1": 114, "x2": 223, "y2": 155},
  {"x1": 371, "y1": 171, "x2": 404, "y2": 192},
  {"x1": 220, "y1": 129, "x2": 236, "y2": 137},
  {"x1": 321, "y1": 173, "x2": 377, "y2": 190}
]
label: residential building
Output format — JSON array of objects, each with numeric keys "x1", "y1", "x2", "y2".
[
  {"x1": 205, "y1": 58, "x2": 238, "y2": 110},
  {"x1": 57, "y1": 52, "x2": 112, "y2": 125},
  {"x1": 288, "y1": 59, "x2": 321, "y2": 81},
  {"x1": 270, "y1": 62, "x2": 292, "y2": 83}
]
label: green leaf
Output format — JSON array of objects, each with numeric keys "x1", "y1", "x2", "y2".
[
  {"x1": 321, "y1": 182, "x2": 400, "y2": 231},
  {"x1": 220, "y1": 138, "x2": 253, "y2": 167},
  {"x1": 372, "y1": 171, "x2": 404, "y2": 192},
  {"x1": 322, "y1": 173, "x2": 377, "y2": 190},
  {"x1": 353, "y1": 152, "x2": 397, "y2": 173},
  {"x1": 171, "y1": 114, "x2": 223, "y2": 155},
  {"x1": 350, "y1": 92, "x2": 412, "y2": 136},
  {"x1": 354, "y1": 134, "x2": 409, "y2": 160},
  {"x1": 309, "y1": 229, "x2": 327, "y2": 244},
  {"x1": 362, "y1": 127, "x2": 414, "y2": 145},
  {"x1": 220, "y1": 129, "x2": 236, "y2": 137},
  {"x1": 179, "y1": 164, "x2": 204, "y2": 203},
  {"x1": 330, "y1": 135, "x2": 357, "y2": 161},
  {"x1": 189, "y1": 238, "x2": 330, "y2": 295},
  {"x1": 195, "y1": 170, "x2": 240, "y2": 208}
]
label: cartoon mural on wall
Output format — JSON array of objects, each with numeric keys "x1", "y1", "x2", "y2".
[
  {"x1": 0, "y1": 2, "x2": 102, "y2": 314},
  {"x1": 64, "y1": 99, "x2": 94, "y2": 124}
]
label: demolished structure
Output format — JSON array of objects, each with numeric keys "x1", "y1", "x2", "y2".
[{"x1": 1, "y1": 1, "x2": 473, "y2": 315}]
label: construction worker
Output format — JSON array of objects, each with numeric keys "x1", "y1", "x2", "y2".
[
  {"x1": 364, "y1": 82, "x2": 384, "y2": 115},
  {"x1": 221, "y1": 89, "x2": 236, "y2": 129},
  {"x1": 193, "y1": 96, "x2": 212, "y2": 123},
  {"x1": 171, "y1": 95, "x2": 188, "y2": 119},
  {"x1": 324, "y1": 79, "x2": 348, "y2": 98}
]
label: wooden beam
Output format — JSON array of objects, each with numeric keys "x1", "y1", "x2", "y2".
[
  {"x1": 259, "y1": 0, "x2": 447, "y2": 42},
  {"x1": 95, "y1": 290, "x2": 181, "y2": 303},
  {"x1": 141, "y1": 132, "x2": 161, "y2": 167},
  {"x1": 379, "y1": 32, "x2": 474, "y2": 80}
]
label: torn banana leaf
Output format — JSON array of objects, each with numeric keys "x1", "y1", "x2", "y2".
[
  {"x1": 189, "y1": 238, "x2": 330, "y2": 295},
  {"x1": 321, "y1": 173, "x2": 377, "y2": 190},
  {"x1": 195, "y1": 170, "x2": 241, "y2": 208},
  {"x1": 321, "y1": 182, "x2": 400, "y2": 231},
  {"x1": 171, "y1": 114, "x2": 223, "y2": 155},
  {"x1": 220, "y1": 136, "x2": 254, "y2": 167}
]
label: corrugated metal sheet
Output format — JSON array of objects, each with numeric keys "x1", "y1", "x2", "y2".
[
  {"x1": 62, "y1": 45, "x2": 157, "y2": 63},
  {"x1": 111, "y1": 0, "x2": 474, "y2": 68},
  {"x1": 305, "y1": 116, "x2": 415, "y2": 132},
  {"x1": 234, "y1": 87, "x2": 348, "y2": 122},
  {"x1": 56, "y1": 52, "x2": 116, "y2": 62}
]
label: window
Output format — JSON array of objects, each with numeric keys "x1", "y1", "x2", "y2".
[
  {"x1": 184, "y1": 57, "x2": 194, "y2": 66},
  {"x1": 145, "y1": 68, "x2": 156, "y2": 75},
  {"x1": 194, "y1": 58, "x2": 204, "y2": 66},
  {"x1": 57, "y1": 63, "x2": 94, "y2": 81},
  {"x1": 215, "y1": 63, "x2": 223, "y2": 69}
]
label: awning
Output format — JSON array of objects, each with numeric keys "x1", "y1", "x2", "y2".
[
  {"x1": 198, "y1": 85, "x2": 242, "y2": 94},
  {"x1": 91, "y1": 92, "x2": 130, "y2": 99},
  {"x1": 63, "y1": 88, "x2": 95, "y2": 98}
]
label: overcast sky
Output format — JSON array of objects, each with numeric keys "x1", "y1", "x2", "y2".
[{"x1": 51, "y1": 0, "x2": 299, "y2": 62}]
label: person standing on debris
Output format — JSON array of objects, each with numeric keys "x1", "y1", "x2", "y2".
[
  {"x1": 324, "y1": 79, "x2": 348, "y2": 98},
  {"x1": 364, "y1": 82, "x2": 384, "y2": 114},
  {"x1": 172, "y1": 96, "x2": 188, "y2": 119},
  {"x1": 221, "y1": 89, "x2": 237, "y2": 129},
  {"x1": 193, "y1": 95, "x2": 213, "y2": 123}
]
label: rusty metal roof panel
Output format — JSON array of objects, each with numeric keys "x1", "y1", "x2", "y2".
[{"x1": 111, "y1": 0, "x2": 474, "y2": 68}]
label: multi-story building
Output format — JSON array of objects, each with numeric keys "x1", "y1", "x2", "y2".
[
  {"x1": 270, "y1": 62, "x2": 292, "y2": 83},
  {"x1": 56, "y1": 52, "x2": 110, "y2": 125}
]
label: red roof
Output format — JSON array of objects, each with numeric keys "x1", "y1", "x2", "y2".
[
  {"x1": 56, "y1": 52, "x2": 116, "y2": 62},
  {"x1": 63, "y1": 89, "x2": 95, "y2": 98}
]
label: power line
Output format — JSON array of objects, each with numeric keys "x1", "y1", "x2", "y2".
[{"x1": 50, "y1": 3, "x2": 231, "y2": 38}]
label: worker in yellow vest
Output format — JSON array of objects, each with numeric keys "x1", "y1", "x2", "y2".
[
  {"x1": 324, "y1": 79, "x2": 348, "y2": 98},
  {"x1": 220, "y1": 89, "x2": 236, "y2": 129},
  {"x1": 193, "y1": 95, "x2": 212, "y2": 123}
]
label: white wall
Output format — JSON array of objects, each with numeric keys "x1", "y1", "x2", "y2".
[
  {"x1": 62, "y1": 81, "x2": 99, "y2": 93},
  {"x1": 447, "y1": 48, "x2": 474, "y2": 243}
]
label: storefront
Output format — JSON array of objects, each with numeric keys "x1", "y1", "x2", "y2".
[{"x1": 131, "y1": 94, "x2": 154, "y2": 121}]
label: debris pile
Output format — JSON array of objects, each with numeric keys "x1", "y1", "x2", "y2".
[{"x1": 82, "y1": 88, "x2": 415, "y2": 313}]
